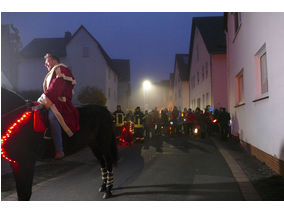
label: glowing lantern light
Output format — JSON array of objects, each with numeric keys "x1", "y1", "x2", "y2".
[{"x1": 194, "y1": 128, "x2": 198, "y2": 134}]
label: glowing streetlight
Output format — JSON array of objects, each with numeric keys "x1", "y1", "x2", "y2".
[
  {"x1": 142, "y1": 80, "x2": 152, "y2": 110},
  {"x1": 143, "y1": 80, "x2": 152, "y2": 91}
]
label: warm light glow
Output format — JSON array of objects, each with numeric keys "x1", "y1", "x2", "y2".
[
  {"x1": 194, "y1": 128, "x2": 198, "y2": 134},
  {"x1": 143, "y1": 80, "x2": 152, "y2": 91},
  {"x1": 1, "y1": 111, "x2": 32, "y2": 164}
]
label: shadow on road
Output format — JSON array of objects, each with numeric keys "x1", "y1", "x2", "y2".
[
  {"x1": 144, "y1": 135, "x2": 214, "y2": 154},
  {"x1": 111, "y1": 182, "x2": 244, "y2": 200}
]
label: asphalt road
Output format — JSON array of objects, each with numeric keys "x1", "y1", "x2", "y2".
[
  {"x1": 35, "y1": 135, "x2": 245, "y2": 201},
  {"x1": 3, "y1": 135, "x2": 246, "y2": 201}
]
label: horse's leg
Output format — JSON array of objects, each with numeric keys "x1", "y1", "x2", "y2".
[
  {"x1": 103, "y1": 156, "x2": 113, "y2": 199},
  {"x1": 11, "y1": 157, "x2": 36, "y2": 201},
  {"x1": 89, "y1": 147, "x2": 108, "y2": 192}
]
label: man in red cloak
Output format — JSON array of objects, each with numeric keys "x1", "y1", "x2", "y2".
[{"x1": 37, "y1": 53, "x2": 80, "y2": 159}]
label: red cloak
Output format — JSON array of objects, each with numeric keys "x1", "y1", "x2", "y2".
[{"x1": 37, "y1": 64, "x2": 79, "y2": 137}]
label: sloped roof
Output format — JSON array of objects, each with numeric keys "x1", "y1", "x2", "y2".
[
  {"x1": 188, "y1": 16, "x2": 226, "y2": 74},
  {"x1": 20, "y1": 25, "x2": 116, "y2": 73},
  {"x1": 71, "y1": 25, "x2": 116, "y2": 73},
  {"x1": 20, "y1": 38, "x2": 67, "y2": 58},
  {"x1": 174, "y1": 54, "x2": 189, "y2": 81},
  {"x1": 112, "y1": 59, "x2": 130, "y2": 82},
  {"x1": 194, "y1": 16, "x2": 226, "y2": 54}
]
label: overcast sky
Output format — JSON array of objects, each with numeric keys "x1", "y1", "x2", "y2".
[{"x1": 2, "y1": 12, "x2": 223, "y2": 92}]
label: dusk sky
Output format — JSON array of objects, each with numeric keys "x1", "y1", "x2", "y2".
[{"x1": 2, "y1": 12, "x2": 223, "y2": 93}]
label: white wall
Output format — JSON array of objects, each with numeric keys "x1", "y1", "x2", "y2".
[
  {"x1": 173, "y1": 64, "x2": 182, "y2": 109},
  {"x1": 105, "y1": 65, "x2": 118, "y2": 112},
  {"x1": 17, "y1": 28, "x2": 118, "y2": 110},
  {"x1": 227, "y1": 12, "x2": 284, "y2": 160},
  {"x1": 181, "y1": 81, "x2": 189, "y2": 110},
  {"x1": 117, "y1": 81, "x2": 129, "y2": 111},
  {"x1": 17, "y1": 57, "x2": 47, "y2": 92},
  {"x1": 66, "y1": 28, "x2": 108, "y2": 106},
  {"x1": 190, "y1": 28, "x2": 212, "y2": 110}
]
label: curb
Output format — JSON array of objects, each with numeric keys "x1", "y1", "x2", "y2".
[{"x1": 212, "y1": 137, "x2": 261, "y2": 201}]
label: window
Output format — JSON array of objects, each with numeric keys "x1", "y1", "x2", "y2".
[
  {"x1": 82, "y1": 46, "x2": 89, "y2": 58},
  {"x1": 260, "y1": 53, "x2": 268, "y2": 94},
  {"x1": 205, "y1": 62, "x2": 208, "y2": 79},
  {"x1": 235, "y1": 70, "x2": 244, "y2": 105},
  {"x1": 255, "y1": 44, "x2": 268, "y2": 96},
  {"x1": 233, "y1": 12, "x2": 241, "y2": 34}
]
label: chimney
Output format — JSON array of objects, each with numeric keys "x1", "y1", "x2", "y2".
[{"x1": 64, "y1": 31, "x2": 72, "y2": 43}]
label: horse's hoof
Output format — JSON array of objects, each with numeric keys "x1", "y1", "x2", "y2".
[
  {"x1": 103, "y1": 191, "x2": 112, "y2": 199},
  {"x1": 99, "y1": 184, "x2": 106, "y2": 192}
]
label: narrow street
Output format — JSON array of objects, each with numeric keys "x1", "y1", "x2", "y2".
[{"x1": 4, "y1": 134, "x2": 283, "y2": 201}]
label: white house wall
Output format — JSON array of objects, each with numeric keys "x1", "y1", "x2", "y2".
[
  {"x1": 211, "y1": 54, "x2": 228, "y2": 109},
  {"x1": 190, "y1": 28, "x2": 212, "y2": 110},
  {"x1": 65, "y1": 29, "x2": 108, "y2": 106},
  {"x1": 181, "y1": 81, "x2": 189, "y2": 110},
  {"x1": 227, "y1": 12, "x2": 284, "y2": 161},
  {"x1": 105, "y1": 66, "x2": 118, "y2": 112},
  {"x1": 17, "y1": 57, "x2": 49, "y2": 92},
  {"x1": 173, "y1": 64, "x2": 182, "y2": 110},
  {"x1": 118, "y1": 81, "x2": 129, "y2": 111}
]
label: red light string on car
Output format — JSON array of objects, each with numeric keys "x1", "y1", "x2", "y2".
[{"x1": 1, "y1": 111, "x2": 32, "y2": 164}]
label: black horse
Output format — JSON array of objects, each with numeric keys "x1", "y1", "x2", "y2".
[{"x1": 1, "y1": 87, "x2": 118, "y2": 200}]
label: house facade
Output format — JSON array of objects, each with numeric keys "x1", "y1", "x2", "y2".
[
  {"x1": 173, "y1": 54, "x2": 189, "y2": 111},
  {"x1": 17, "y1": 25, "x2": 118, "y2": 111},
  {"x1": 147, "y1": 80, "x2": 170, "y2": 111},
  {"x1": 188, "y1": 16, "x2": 227, "y2": 111},
  {"x1": 112, "y1": 59, "x2": 131, "y2": 111},
  {"x1": 167, "y1": 73, "x2": 175, "y2": 110},
  {"x1": 225, "y1": 12, "x2": 284, "y2": 176},
  {"x1": 1, "y1": 24, "x2": 22, "y2": 89}
]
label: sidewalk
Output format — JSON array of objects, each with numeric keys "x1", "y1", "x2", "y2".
[{"x1": 212, "y1": 136, "x2": 284, "y2": 200}]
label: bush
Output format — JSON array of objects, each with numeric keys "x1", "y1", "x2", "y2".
[{"x1": 77, "y1": 86, "x2": 106, "y2": 106}]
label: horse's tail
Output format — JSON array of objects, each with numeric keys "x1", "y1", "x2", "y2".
[
  {"x1": 111, "y1": 130, "x2": 118, "y2": 166},
  {"x1": 102, "y1": 107, "x2": 118, "y2": 167}
]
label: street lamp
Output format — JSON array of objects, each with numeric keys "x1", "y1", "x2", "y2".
[
  {"x1": 143, "y1": 80, "x2": 152, "y2": 110},
  {"x1": 143, "y1": 80, "x2": 152, "y2": 91}
]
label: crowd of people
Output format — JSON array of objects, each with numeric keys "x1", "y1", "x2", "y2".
[{"x1": 112, "y1": 104, "x2": 231, "y2": 144}]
